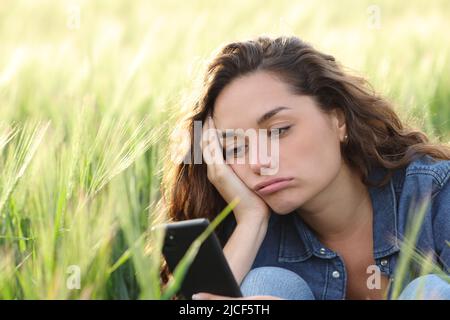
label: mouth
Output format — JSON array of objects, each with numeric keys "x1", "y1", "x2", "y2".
[{"x1": 254, "y1": 177, "x2": 294, "y2": 196}]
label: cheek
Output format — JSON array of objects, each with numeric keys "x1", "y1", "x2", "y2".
[
  {"x1": 286, "y1": 122, "x2": 342, "y2": 181},
  {"x1": 228, "y1": 163, "x2": 250, "y2": 184}
]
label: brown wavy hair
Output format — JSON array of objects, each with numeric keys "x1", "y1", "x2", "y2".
[{"x1": 156, "y1": 35, "x2": 450, "y2": 290}]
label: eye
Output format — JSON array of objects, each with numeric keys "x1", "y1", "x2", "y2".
[
  {"x1": 225, "y1": 145, "x2": 248, "y2": 158},
  {"x1": 269, "y1": 126, "x2": 291, "y2": 138}
]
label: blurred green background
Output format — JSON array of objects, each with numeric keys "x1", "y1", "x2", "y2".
[{"x1": 0, "y1": 0, "x2": 449, "y2": 299}]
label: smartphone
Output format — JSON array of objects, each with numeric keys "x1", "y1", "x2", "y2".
[{"x1": 158, "y1": 218, "x2": 243, "y2": 299}]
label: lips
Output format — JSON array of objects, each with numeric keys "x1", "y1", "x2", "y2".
[{"x1": 254, "y1": 177, "x2": 294, "y2": 196}]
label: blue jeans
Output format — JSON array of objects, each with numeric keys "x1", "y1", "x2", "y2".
[
  {"x1": 398, "y1": 274, "x2": 450, "y2": 300},
  {"x1": 240, "y1": 267, "x2": 450, "y2": 300},
  {"x1": 240, "y1": 267, "x2": 315, "y2": 300}
]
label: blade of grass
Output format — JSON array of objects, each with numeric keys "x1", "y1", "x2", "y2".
[{"x1": 160, "y1": 197, "x2": 239, "y2": 300}]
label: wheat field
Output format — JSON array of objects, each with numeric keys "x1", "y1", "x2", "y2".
[{"x1": 0, "y1": 0, "x2": 449, "y2": 299}]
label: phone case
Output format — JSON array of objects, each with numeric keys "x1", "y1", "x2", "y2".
[{"x1": 161, "y1": 218, "x2": 243, "y2": 299}]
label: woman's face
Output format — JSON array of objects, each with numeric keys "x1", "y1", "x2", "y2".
[{"x1": 212, "y1": 71, "x2": 347, "y2": 214}]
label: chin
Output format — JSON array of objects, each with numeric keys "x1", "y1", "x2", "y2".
[
  {"x1": 268, "y1": 202, "x2": 299, "y2": 215},
  {"x1": 266, "y1": 190, "x2": 307, "y2": 215}
]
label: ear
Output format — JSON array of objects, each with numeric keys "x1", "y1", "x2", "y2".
[{"x1": 330, "y1": 108, "x2": 347, "y2": 140}]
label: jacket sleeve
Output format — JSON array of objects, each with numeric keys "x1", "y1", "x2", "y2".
[{"x1": 432, "y1": 175, "x2": 450, "y2": 274}]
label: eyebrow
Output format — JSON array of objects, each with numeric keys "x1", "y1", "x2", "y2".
[
  {"x1": 256, "y1": 106, "x2": 291, "y2": 125},
  {"x1": 220, "y1": 106, "x2": 292, "y2": 139}
]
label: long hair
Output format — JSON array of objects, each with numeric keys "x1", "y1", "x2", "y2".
[{"x1": 157, "y1": 35, "x2": 450, "y2": 288}]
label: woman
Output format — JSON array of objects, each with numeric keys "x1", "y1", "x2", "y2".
[{"x1": 159, "y1": 35, "x2": 450, "y2": 300}]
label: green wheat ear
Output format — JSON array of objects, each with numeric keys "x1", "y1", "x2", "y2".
[
  {"x1": 161, "y1": 198, "x2": 240, "y2": 300},
  {"x1": 0, "y1": 121, "x2": 50, "y2": 217}
]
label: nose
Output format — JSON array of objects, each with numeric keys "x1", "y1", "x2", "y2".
[
  {"x1": 249, "y1": 145, "x2": 273, "y2": 175},
  {"x1": 250, "y1": 159, "x2": 272, "y2": 175},
  {"x1": 248, "y1": 135, "x2": 280, "y2": 176}
]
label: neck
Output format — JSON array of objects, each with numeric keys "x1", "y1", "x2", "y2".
[{"x1": 296, "y1": 161, "x2": 373, "y2": 243}]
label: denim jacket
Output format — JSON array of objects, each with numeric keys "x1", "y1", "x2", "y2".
[{"x1": 217, "y1": 154, "x2": 450, "y2": 300}]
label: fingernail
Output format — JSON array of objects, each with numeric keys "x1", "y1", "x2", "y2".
[{"x1": 192, "y1": 293, "x2": 200, "y2": 300}]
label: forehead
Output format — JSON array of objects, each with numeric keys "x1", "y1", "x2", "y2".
[{"x1": 212, "y1": 71, "x2": 297, "y2": 130}]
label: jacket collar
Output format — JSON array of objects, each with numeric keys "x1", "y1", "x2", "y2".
[{"x1": 278, "y1": 166, "x2": 402, "y2": 263}]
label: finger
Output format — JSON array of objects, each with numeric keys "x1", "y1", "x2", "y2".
[
  {"x1": 201, "y1": 117, "x2": 215, "y2": 164},
  {"x1": 208, "y1": 116, "x2": 224, "y2": 149},
  {"x1": 201, "y1": 116, "x2": 210, "y2": 152},
  {"x1": 192, "y1": 292, "x2": 239, "y2": 300},
  {"x1": 202, "y1": 116, "x2": 224, "y2": 165},
  {"x1": 207, "y1": 117, "x2": 224, "y2": 159},
  {"x1": 242, "y1": 295, "x2": 283, "y2": 300}
]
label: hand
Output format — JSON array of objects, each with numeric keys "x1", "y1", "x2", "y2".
[
  {"x1": 192, "y1": 292, "x2": 283, "y2": 300},
  {"x1": 201, "y1": 115, "x2": 270, "y2": 225}
]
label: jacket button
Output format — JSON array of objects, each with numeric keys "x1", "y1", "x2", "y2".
[
  {"x1": 332, "y1": 271, "x2": 340, "y2": 278},
  {"x1": 319, "y1": 248, "x2": 326, "y2": 254},
  {"x1": 381, "y1": 259, "x2": 388, "y2": 266}
]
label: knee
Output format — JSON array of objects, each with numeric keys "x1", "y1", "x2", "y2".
[
  {"x1": 240, "y1": 266, "x2": 315, "y2": 300},
  {"x1": 398, "y1": 274, "x2": 450, "y2": 300}
]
